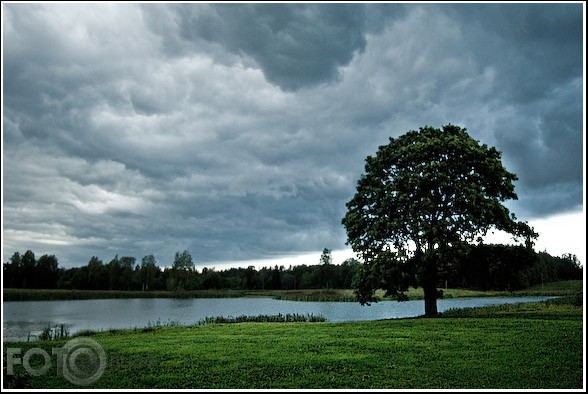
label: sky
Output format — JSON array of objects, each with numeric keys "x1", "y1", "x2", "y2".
[{"x1": 1, "y1": 2, "x2": 585, "y2": 270}]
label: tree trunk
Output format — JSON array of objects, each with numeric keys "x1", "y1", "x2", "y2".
[{"x1": 423, "y1": 282, "x2": 439, "y2": 317}]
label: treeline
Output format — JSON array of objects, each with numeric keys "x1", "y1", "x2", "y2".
[
  {"x1": 3, "y1": 246, "x2": 583, "y2": 292},
  {"x1": 450, "y1": 244, "x2": 583, "y2": 291},
  {"x1": 2, "y1": 249, "x2": 361, "y2": 292}
]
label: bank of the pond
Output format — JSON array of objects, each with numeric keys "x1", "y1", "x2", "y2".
[
  {"x1": 3, "y1": 297, "x2": 583, "y2": 389},
  {"x1": 2, "y1": 295, "x2": 561, "y2": 341},
  {"x1": 2, "y1": 288, "x2": 250, "y2": 301},
  {"x1": 3, "y1": 280, "x2": 583, "y2": 302}
]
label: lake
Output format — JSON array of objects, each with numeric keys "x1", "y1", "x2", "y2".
[{"x1": 3, "y1": 296, "x2": 556, "y2": 341}]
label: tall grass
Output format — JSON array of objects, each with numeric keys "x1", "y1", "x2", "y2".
[
  {"x1": 272, "y1": 289, "x2": 357, "y2": 302},
  {"x1": 197, "y1": 313, "x2": 326, "y2": 324},
  {"x1": 36, "y1": 324, "x2": 70, "y2": 341}
]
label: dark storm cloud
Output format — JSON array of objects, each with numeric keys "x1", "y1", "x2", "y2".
[
  {"x1": 170, "y1": 3, "x2": 397, "y2": 91},
  {"x1": 439, "y1": 3, "x2": 583, "y2": 217},
  {"x1": 494, "y1": 79, "x2": 583, "y2": 187},
  {"x1": 2, "y1": 3, "x2": 583, "y2": 267},
  {"x1": 445, "y1": 3, "x2": 583, "y2": 103}
]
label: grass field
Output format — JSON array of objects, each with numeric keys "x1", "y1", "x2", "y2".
[
  {"x1": 3, "y1": 293, "x2": 583, "y2": 389},
  {"x1": 3, "y1": 280, "x2": 583, "y2": 302}
]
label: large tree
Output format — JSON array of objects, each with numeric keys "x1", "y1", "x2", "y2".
[{"x1": 342, "y1": 125, "x2": 537, "y2": 316}]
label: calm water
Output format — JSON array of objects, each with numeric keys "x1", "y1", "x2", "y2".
[{"x1": 3, "y1": 296, "x2": 555, "y2": 341}]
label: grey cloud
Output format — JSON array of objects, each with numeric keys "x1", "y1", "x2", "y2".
[
  {"x1": 172, "y1": 3, "x2": 370, "y2": 91},
  {"x1": 444, "y1": 3, "x2": 583, "y2": 103},
  {"x1": 2, "y1": 3, "x2": 583, "y2": 267},
  {"x1": 321, "y1": 4, "x2": 583, "y2": 219},
  {"x1": 492, "y1": 77, "x2": 583, "y2": 217}
]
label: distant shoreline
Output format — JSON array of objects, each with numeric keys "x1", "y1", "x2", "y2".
[{"x1": 3, "y1": 280, "x2": 582, "y2": 302}]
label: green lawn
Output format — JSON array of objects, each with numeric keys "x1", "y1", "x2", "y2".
[{"x1": 3, "y1": 297, "x2": 583, "y2": 389}]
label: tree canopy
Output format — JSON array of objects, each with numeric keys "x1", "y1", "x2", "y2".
[{"x1": 342, "y1": 124, "x2": 537, "y2": 316}]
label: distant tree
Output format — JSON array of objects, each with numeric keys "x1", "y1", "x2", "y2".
[
  {"x1": 36, "y1": 254, "x2": 59, "y2": 289},
  {"x1": 340, "y1": 258, "x2": 361, "y2": 288},
  {"x1": 169, "y1": 250, "x2": 195, "y2": 290},
  {"x1": 140, "y1": 255, "x2": 159, "y2": 291},
  {"x1": 299, "y1": 270, "x2": 314, "y2": 289},
  {"x1": 119, "y1": 256, "x2": 136, "y2": 290},
  {"x1": 107, "y1": 255, "x2": 121, "y2": 290},
  {"x1": 87, "y1": 256, "x2": 107, "y2": 290},
  {"x1": 318, "y1": 248, "x2": 335, "y2": 288},
  {"x1": 245, "y1": 266, "x2": 256, "y2": 289},
  {"x1": 257, "y1": 267, "x2": 272, "y2": 290},
  {"x1": 281, "y1": 271, "x2": 297, "y2": 290},
  {"x1": 71, "y1": 266, "x2": 89, "y2": 289},
  {"x1": 343, "y1": 125, "x2": 537, "y2": 316},
  {"x1": 320, "y1": 248, "x2": 332, "y2": 265},
  {"x1": 173, "y1": 250, "x2": 194, "y2": 271},
  {"x1": 270, "y1": 265, "x2": 282, "y2": 290},
  {"x1": 454, "y1": 244, "x2": 537, "y2": 290},
  {"x1": 200, "y1": 267, "x2": 221, "y2": 289},
  {"x1": 21, "y1": 250, "x2": 36, "y2": 288},
  {"x1": 3, "y1": 252, "x2": 22, "y2": 288},
  {"x1": 557, "y1": 253, "x2": 583, "y2": 280}
]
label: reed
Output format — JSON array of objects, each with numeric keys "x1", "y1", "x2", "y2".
[{"x1": 197, "y1": 313, "x2": 326, "y2": 324}]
